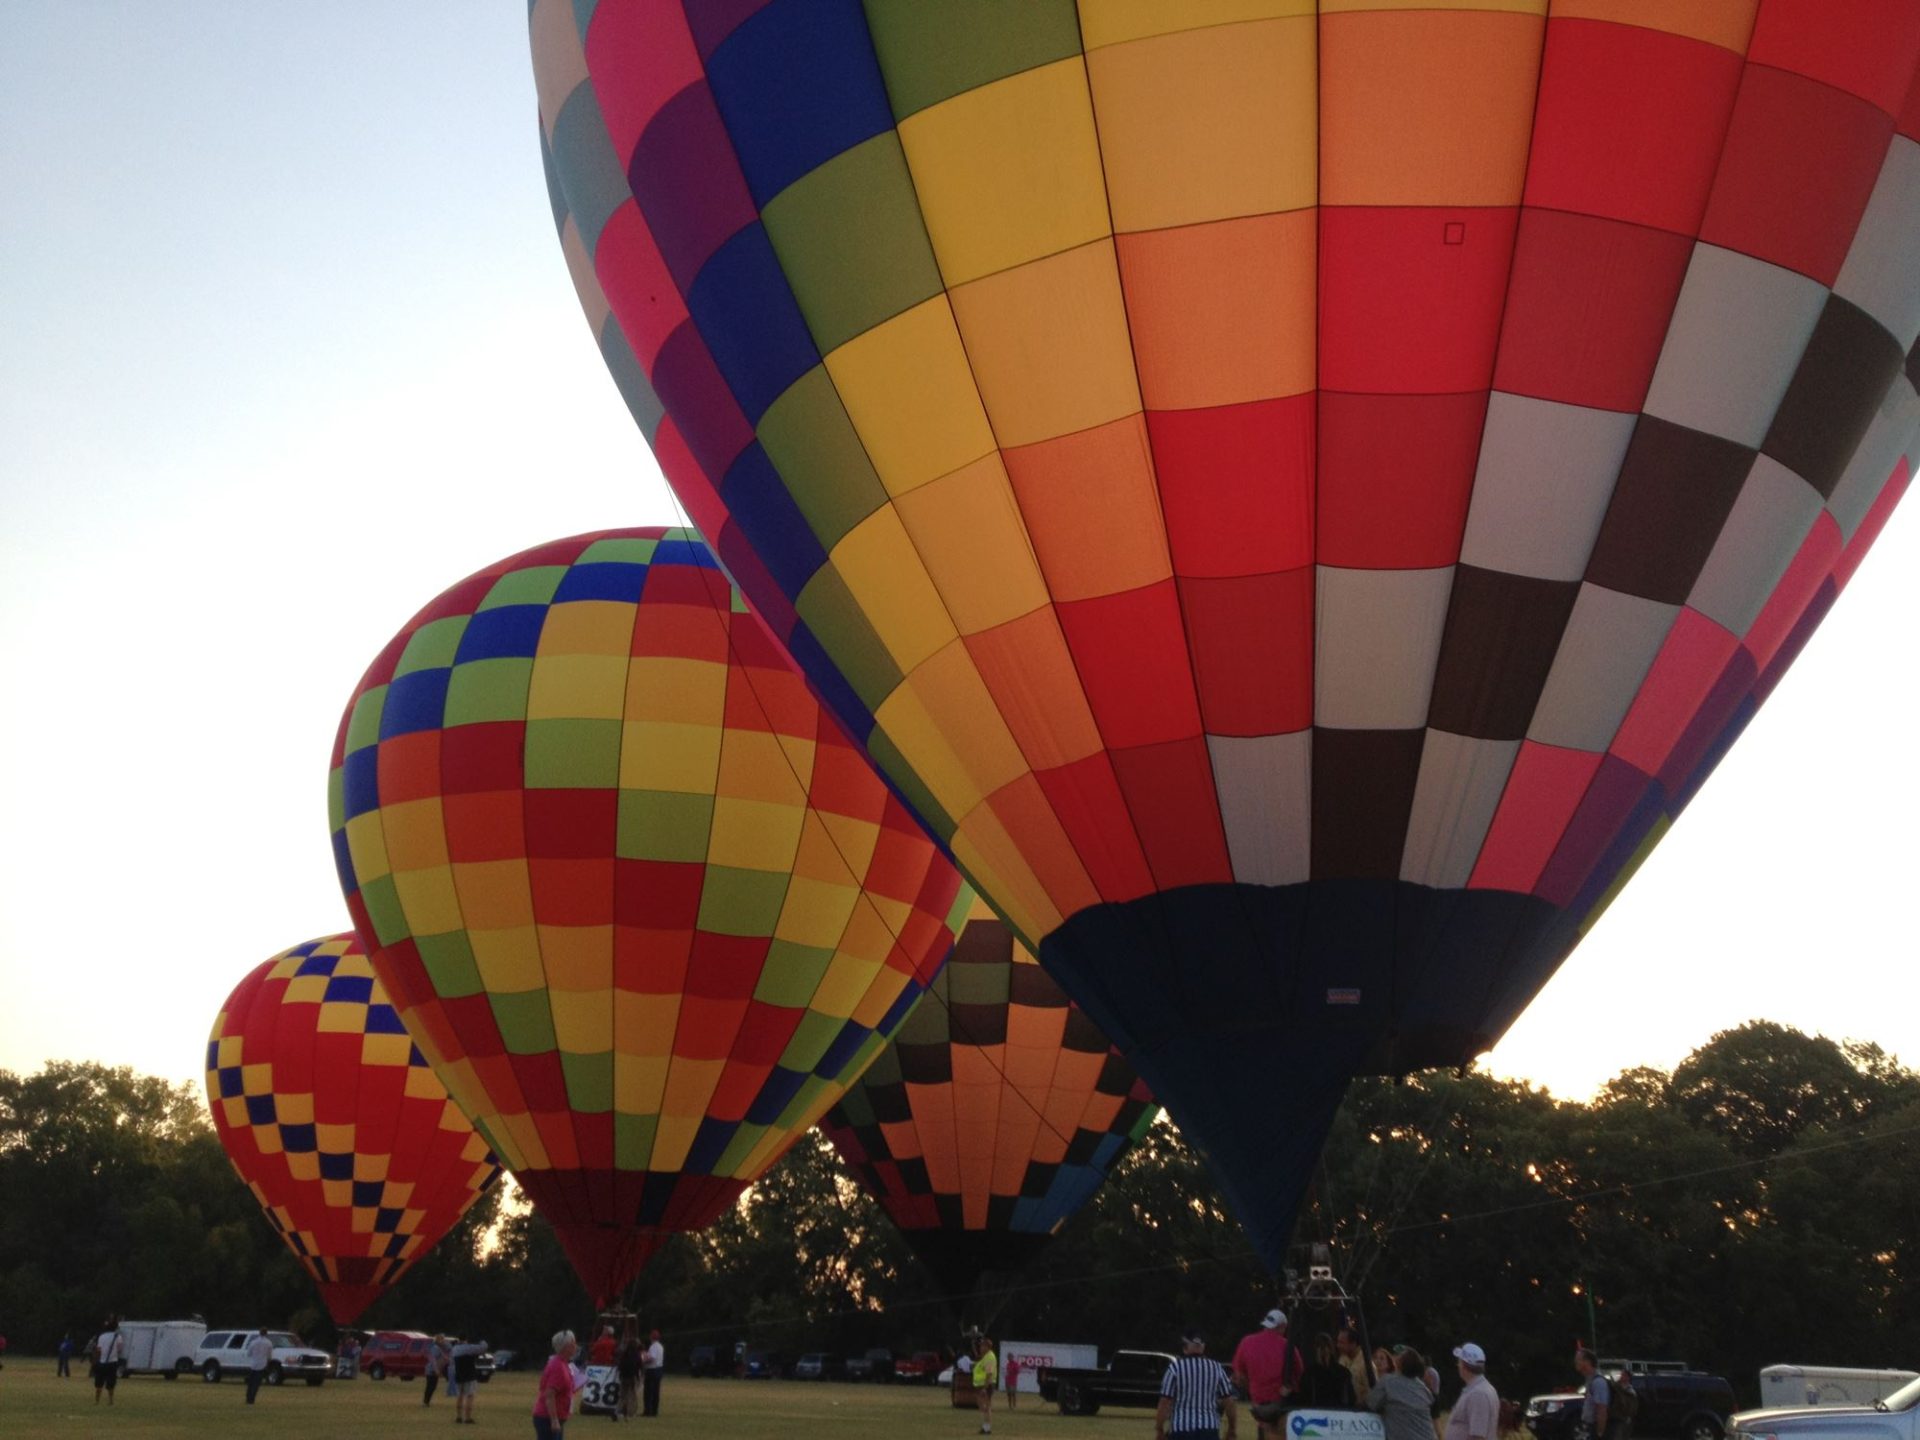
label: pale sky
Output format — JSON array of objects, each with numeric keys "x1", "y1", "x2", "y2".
[{"x1": 2, "y1": 7, "x2": 1913, "y2": 1103}]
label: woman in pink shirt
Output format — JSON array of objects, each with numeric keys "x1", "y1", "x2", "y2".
[{"x1": 533, "y1": 1330, "x2": 579, "y2": 1440}]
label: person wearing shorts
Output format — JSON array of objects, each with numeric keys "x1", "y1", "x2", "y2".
[
  {"x1": 450, "y1": 1338, "x2": 486, "y2": 1424},
  {"x1": 91, "y1": 1323, "x2": 124, "y2": 1405}
]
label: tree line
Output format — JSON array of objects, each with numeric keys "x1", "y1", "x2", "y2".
[{"x1": 1, "y1": 1020, "x2": 1913, "y2": 1405}]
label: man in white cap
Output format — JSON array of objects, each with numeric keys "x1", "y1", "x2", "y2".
[
  {"x1": 1446, "y1": 1343, "x2": 1500, "y2": 1440},
  {"x1": 1232, "y1": 1308, "x2": 1302, "y2": 1440}
]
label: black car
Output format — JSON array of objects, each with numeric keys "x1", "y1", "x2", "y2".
[
  {"x1": 1527, "y1": 1364, "x2": 1736, "y2": 1440},
  {"x1": 845, "y1": 1349, "x2": 894, "y2": 1383}
]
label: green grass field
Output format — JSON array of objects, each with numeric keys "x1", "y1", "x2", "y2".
[{"x1": 0, "y1": 1362, "x2": 1151, "y2": 1437}]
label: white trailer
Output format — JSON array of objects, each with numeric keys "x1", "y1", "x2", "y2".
[
  {"x1": 1759, "y1": 1367, "x2": 1919, "y2": 1409},
  {"x1": 118, "y1": 1320, "x2": 207, "y2": 1379},
  {"x1": 1002, "y1": 1340, "x2": 1098, "y2": 1395}
]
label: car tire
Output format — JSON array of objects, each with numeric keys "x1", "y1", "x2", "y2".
[
  {"x1": 267, "y1": 1363, "x2": 284, "y2": 1386},
  {"x1": 1059, "y1": 1382, "x2": 1081, "y2": 1415},
  {"x1": 203, "y1": 1361, "x2": 222, "y2": 1383},
  {"x1": 174, "y1": 1358, "x2": 193, "y2": 1379},
  {"x1": 1685, "y1": 1417, "x2": 1723, "y2": 1440},
  {"x1": 368, "y1": 1362, "x2": 385, "y2": 1381}
]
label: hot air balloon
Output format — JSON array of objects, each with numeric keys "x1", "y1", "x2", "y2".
[
  {"x1": 329, "y1": 528, "x2": 967, "y2": 1300},
  {"x1": 530, "y1": 3, "x2": 1920, "y2": 1265},
  {"x1": 818, "y1": 895, "x2": 1155, "y2": 1302},
  {"x1": 205, "y1": 934, "x2": 502, "y2": 1325}
]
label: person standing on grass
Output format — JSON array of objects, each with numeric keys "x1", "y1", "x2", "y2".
[
  {"x1": 1159, "y1": 1328, "x2": 1238, "y2": 1440},
  {"x1": 1232, "y1": 1308, "x2": 1303, "y2": 1440},
  {"x1": 971, "y1": 1335, "x2": 999, "y2": 1435},
  {"x1": 1003, "y1": 1352, "x2": 1021, "y2": 1410},
  {"x1": 535, "y1": 1330, "x2": 579, "y2": 1440},
  {"x1": 243, "y1": 1330, "x2": 273, "y2": 1405},
  {"x1": 616, "y1": 1335, "x2": 642, "y2": 1419},
  {"x1": 57, "y1": 1333, "x2": 73, "y2": 1378},
  {"x1": 92, "y1": 1320, "x2": 124, "y2": 1406},
  {"x1": 1338, "y1": 1327, "x2": 1373, "y2": 1407},
  {"x1": 1446, "y1": 1343, "x2": 1499, "y2": 1440},
  {"x1": 423, "y1": 1334, "x2": 449, "y2": 1407},
  {"x1": 451, "y1": 1337, "x2": 488, "y2": 1425},
  {"x1": 1370, "y1": 1347, "x2": 1440, "y2": 1440},
  {"x1": 642, "y1": 1329, "x2": 665, "y2": 1417}
]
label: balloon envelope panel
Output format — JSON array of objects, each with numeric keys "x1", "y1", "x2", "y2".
[
  {"x1": 329, "y1": 527, "x2": 967, "y2": 1298},
  {"x1": 531, "y1": 4, "x2": 1920, "y2": 1265},
  {"x1": 819, "y1": 896, "x2": 1155, "y2": 1296},
  {"x1": 205, "y1": 935, "x2": 502, "y2": 1325}
]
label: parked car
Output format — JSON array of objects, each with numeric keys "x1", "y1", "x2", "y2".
[
  {"x1": 846, "y1": 1348, "x2": 894, "y2": 1382},
  {"x1": 688, "y1": 1345, "x2": 720, "y2": 1377},
  {"x1": 1760, "y1": 1370, "x2": 1920, "y2": 1410},
  {"x1": 1527, "y1": 1362, "x2": 1736, "y2": 1440},
  {"x1": 490, "y1": 1348, "x2": 519, "y2": 1373},
  {"x1": 794, "y1": 1352, "x2": 845, "y2": 1381},
  {"x1": 193, "y1": 1330, "x2": 331, "y2": 1386},
  {"x1": 1730, "y1": 1373, "x2": 1920, "y2": 1440},
  {"x1": 1036, "y1": 1349, "x2": 1175, "y2": 1417},
  {"x1": 363, "y1": 1330, "x2": 435, "y2": 1381},
  {"x1": 895, "y1": 1351, "x2": 945, "y2": 1384},
  {"x1": 743, "y1": 1349, "x2": 785, "y2": 1379},
  {"x1": 116, "y1": 1320, "x2": 206, "y2": 1380}
]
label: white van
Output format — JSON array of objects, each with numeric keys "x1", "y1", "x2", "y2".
[
  {"x1": 117, "y1": 1320, "x2": 207, "y2": 1380},
  {"x1": 1759, "y1": 1367, "x2": 1920, "y2": 1409}
]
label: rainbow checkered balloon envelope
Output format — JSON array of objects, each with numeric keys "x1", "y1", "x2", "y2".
[
  {"x1": 329, "y1": 528, "x2": 967, "y2": 1300},
  {"x1": 531, "y1": 3, "x2": 1920, "y2": 1270},
  {"x1": 205, "y1": 935, "x2": 503, "y2": 1325},
  {"x1": 819, "y1": 895, "x2": 1156, "y2": 1300}
]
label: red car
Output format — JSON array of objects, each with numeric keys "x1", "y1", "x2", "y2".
[
  {"x1": 363, "y1": 1331, "x2": 434, "y2": 1381},
  {"x1": 895, "y1": 1351, "x2": 945, "y2": 1385}
]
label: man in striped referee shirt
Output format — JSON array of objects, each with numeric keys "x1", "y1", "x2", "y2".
[{"x1": 1159, "y1": 1329, "x2": 1239, "y2": 1440}]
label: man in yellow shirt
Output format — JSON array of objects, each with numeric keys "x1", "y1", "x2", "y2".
[{"x1": 971, "y1": 1336, "x2": 999, "y2": 1435}]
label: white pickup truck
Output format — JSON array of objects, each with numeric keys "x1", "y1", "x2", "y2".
[{"x1": 1731, "y1": 1374, "x2": 1920, "y2": 1440}]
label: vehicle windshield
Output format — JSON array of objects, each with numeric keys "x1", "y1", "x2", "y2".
[
  {"x1": 266, "y1": 1333, "x2": 297, "y2": 1349},
  {"x1": 1882, "y1": 1377, "x2": 1920, "y2": 1412}
]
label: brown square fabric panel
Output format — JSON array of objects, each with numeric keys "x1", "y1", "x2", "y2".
[
  {"x1": 1763, "y1": 294, "x2": 1911, "y2": 497},
  {"x1": 1585, "y1": 415, "x2": 1755, "y2": 605},
  {"x1": 1310, "y1": 727, "x2": 1427, "y2": 880},
  {"x1": 1426, "y1": 565, "x2": 1582, "y2": 740}
]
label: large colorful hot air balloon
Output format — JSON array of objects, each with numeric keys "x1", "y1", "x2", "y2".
[
  {"x1": 530, "y1": 3, "x2": 1920, "y2": 1265},
  {"x1": 329, "y1": 528, "x2": 967, "y2": 1299},
  {"x1": 205, "y1": 935, "x2": 502, "y2": 1325},
  {"x1": 818, "y1": 896, "x2": 1155, "y2": 1299}
]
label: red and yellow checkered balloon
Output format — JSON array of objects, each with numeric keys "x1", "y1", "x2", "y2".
[
  {"x1": 204, "y1": 934, "x2": 502, "y2": 1325},
  {"x1": 329, "y1": 528, "x2": 967, "y2": 1300}
]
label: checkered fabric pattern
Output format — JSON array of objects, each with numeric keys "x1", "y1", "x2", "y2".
[
  {"x1": 328, "y1": 527, "x2": 967, "y2": 1300},
  {"x1": 204, "y1": 935, "x2": 503, "y2": 1325},
  {"x1": 819, "y1": 895, "x2": 1154, "y2": 1296},
  {"x1": 532, "y1": 4, "x2": 1918, "y2": 1270}
]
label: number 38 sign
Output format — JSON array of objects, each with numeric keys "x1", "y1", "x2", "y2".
[{"x1": 580, "y1": 1366, "x2": 622, "y2": 1416}]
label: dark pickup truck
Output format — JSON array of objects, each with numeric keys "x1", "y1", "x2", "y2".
[
  {"x1": 1526, "y1": 1363, "x2": 1737, "y2": 1440},
  {"x1": 1038, "y1": 1350, "x2": 1175, "y2": 1416}
]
